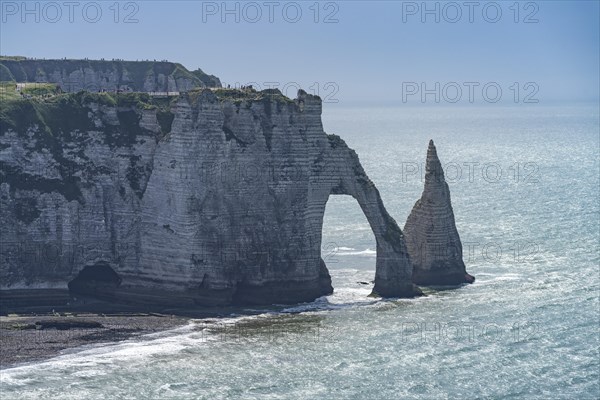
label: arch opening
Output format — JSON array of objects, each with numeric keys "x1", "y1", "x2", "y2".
[{"x1": 321, "y1": 194, "x2": 377, "y2": 292}]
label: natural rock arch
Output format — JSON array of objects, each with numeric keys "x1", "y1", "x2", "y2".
[
  {"x1": 1, "y1": 87, "x2": 422, "y2": 308},
  {"x1": 314, "y1": 135, "x2": 421, "y2": 298}
]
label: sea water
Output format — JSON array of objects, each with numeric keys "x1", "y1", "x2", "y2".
[{"x1": 1, "y1": 104, "x2": 598, "y2": 399}]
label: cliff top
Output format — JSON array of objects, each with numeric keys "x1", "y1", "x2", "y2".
[
  {"x1": 0, "y1": 86, "x2": 303, "y2": 108},
  {"x1": 0, "y1": 57, "x2": 326, "y2": 109},
  {"x1": 0, "y1": 87, "x2": 320, "y2": 140},
  {"x1": 0, "y1": 56, "x2": 221, "y2": 89}
]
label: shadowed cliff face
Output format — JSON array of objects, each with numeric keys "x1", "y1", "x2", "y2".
[
  {"x1": 0, "y1": 88, "x2": 420, "y2": 308},
  {"x1": 403, "y1": 140, "x2": 474, "y2": 285}
]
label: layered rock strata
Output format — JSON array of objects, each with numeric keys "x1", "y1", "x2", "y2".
[
  {"x1": 0, "y1": 88, "x2": 420, "y2": 308},
  {"x1": 403, "y1": 140, "x2": 475, "y2": 285},
  {"x1": 0, "y1": 58, "x2": 221, "y2": 92}
]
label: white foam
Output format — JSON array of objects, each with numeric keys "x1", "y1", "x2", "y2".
[
  {"x1": 336, "y1": 248, "x2": 376, "y2": 256},
  {"x1": 71, "y1": 369, "x2": 107, "y2": 378},
  {"x1": 0, "y1": 321, "x2": 201, "y2": 378},
  {"x1": 1, "y1": 270, "x2": 393, "y2": 379},
  {"x1": 475, "y1": 274, "x2": 523, "y2": 285}
]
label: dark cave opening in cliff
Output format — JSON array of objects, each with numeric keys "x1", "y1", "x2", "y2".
[
  {"x1": 68, "y1": 262, "x2": 122, "y2": 300},
  {"x1": 322, "y1": 196, "x2": 377, "y2": 288}
]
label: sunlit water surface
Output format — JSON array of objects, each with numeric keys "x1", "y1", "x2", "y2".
[{"x1": 1, "y1": 105, "x2": 598, "y2": 399}]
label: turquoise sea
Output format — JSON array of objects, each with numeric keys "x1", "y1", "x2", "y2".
[{"x1": 1, "y1": 105, "x2": 599, "y2": 399}]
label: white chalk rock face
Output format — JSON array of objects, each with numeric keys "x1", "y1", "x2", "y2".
[
  {"x1": 0, "y1": 59, "x2": 221, "y2": 92},
  {"x1": 0, "y1": 88, "x2": 421, "y2": 309},
  {"x1": 403, "y1": 140, "x2": 475, "y2": 285}
]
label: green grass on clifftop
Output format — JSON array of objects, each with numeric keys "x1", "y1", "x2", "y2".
[
  {"x1": 0, "y1": 82, "x2": 19, "y2": 100},
  {"x1": 0, "y1": 90, "x2": 178, "y2": 137},
  {"x1": 0, "y1": 88, "x2": 300, "y2": 140},
  {"x1": 212, "y1": 88, "x2": 296, "y2": 105}
]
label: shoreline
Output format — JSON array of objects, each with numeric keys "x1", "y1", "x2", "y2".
[
  {"x1": 0, "y1": 297, "x2": 296, "y2": 369},
  {"x1": 0, "y1": 312, "x2": 191, "y2": 369}
]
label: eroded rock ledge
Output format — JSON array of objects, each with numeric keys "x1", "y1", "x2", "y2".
[{"x1": 0, "y1": 87, "x2": 421, "y2": 308}]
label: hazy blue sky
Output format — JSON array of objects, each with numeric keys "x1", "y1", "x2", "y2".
[{"x1": 1, "y1": 1, "x2": 598, "y2": 104}]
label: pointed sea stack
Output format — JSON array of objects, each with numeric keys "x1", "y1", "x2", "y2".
[{"x1": 403, "y1": 140, "x2": 475, "y2": 285}]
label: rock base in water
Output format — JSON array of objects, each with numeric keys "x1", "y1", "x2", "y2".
[{"x1": 404, "y1": 140, "x2": 474, "y2": 286}]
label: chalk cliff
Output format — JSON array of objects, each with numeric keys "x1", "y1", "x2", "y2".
[
  {"x1": 403, "y1": 140, "x2": 475, "y2": 285},
  {"x1": 0, "y1": 58, "x2": 221, "y2": 92},
  {"x1": 0, "y1": 87, "x2": 421, "y2": 308}
]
